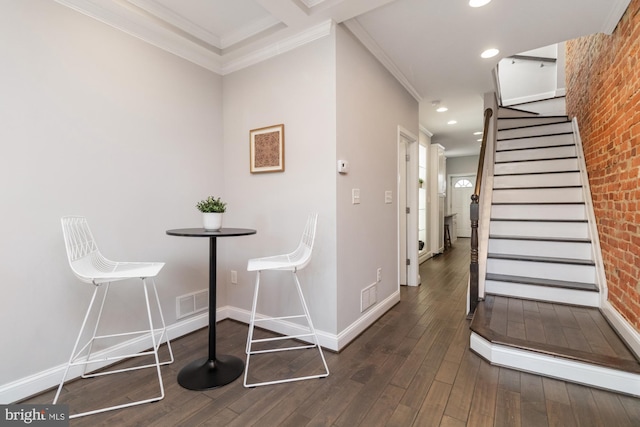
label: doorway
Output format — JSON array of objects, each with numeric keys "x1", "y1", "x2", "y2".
[
  {"x1": 450, "y1": 174, "x2": 476, "y2": 238},
  {"x1": 398, "y1": 126, "x2": 418, "y2": 286}
]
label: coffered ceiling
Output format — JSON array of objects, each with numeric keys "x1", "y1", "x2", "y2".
[{"x1": 55, "y1": 0, "x2": 631, "y2": 157}]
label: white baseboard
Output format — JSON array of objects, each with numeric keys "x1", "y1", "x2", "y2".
[
  {"x1": 601, "y1": 300, "x2": 640, "y2": 360},
  {"x1": 225, "y1": 289, "x2": 401, "y2": 352},
  {"x1": 1, "y1": 293, "x2": 400, "y2": 404},
  {"x1": 0, "y1": 312, "x2": 209, "y2": 404},
  {"x1": 470, "y1": 332, "x2": 640, "y2": 397}
]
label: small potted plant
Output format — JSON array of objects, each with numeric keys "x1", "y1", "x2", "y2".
[
  {"x1": 419, "y1": 178, "x2": 424, "y2": 188},
  {"x1": 196, "y1": 196, "x2": 227, "y2": 230}
]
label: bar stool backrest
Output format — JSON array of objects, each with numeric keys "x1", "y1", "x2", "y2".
[{"x1": 61, "y1": 216, "x2": 113, "y2": 284}]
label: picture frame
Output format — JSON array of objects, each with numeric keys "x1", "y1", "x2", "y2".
[{"x1": 250, "y1": 124, "x2": 285, "y2": 173}]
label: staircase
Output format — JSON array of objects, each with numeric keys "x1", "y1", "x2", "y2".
[
  {"x1": 470, "y1": 104, "x2": 640, "y2": 397},
  {"x1": 486, "y1": 107, "x2": 599, "y2": 307}
]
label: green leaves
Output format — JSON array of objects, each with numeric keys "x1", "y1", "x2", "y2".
[{"x1": 196, "y1": 196, "x2": 227, "y2": 213}]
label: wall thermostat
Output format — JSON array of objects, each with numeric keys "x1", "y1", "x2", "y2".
[{"x1": 337, "y1": 160, "x2": 349, "y2": 174}]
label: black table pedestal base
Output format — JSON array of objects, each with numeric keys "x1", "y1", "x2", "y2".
[{"x1": 177, "y1": 355, "x2": 244, "y2": 390}]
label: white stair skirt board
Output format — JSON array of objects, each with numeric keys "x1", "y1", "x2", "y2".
[
  {"x1": 497, "y1": 121, "x2": 573, "y2": 139},
  {"x1": 492, "y1": 187, "x2": 583, "y2": 203},
  {"x1": 491, "y1": 203, "x2": 586, "y2": 220},
  {"x1": 485, "y1": 281, "x2": 599, "y2": 307},
  {"x1": 494, "y1": 172, "x2": 582, "y2": 189},
  {"x1": 495, "y1": 158, "x2": 579, "y2": 175},
  {"x1": 490, "y1": 220, "x2": 589, "y2": 239},
  {"x1": 495, "y1": 145, "x2": 576, "y2": 163},
  {"x1": 470, "y1": 332, "x2": 639, "y2": 397},
  {"x1": 486, "y1": 258, "x2": 595, "y2": 283},
  {"x1": 496, "y1": 133, "x2": 575, "y2": 151},
  {"x1": 488, "y1": 238, "x2": 593, "y2": 260},
  {"x1": 498, "y1": 117, "x2": 569, "y2": 130}
]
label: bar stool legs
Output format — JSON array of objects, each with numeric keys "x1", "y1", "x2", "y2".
[{"x1": 444, "y1": 224, "x2": 452, "y2": 251}]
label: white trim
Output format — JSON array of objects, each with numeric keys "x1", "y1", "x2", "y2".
[
  {"x1": 601, "y1": 300, "x2": 640, "y2": 360},
  {"x1": 225, "y1": 290, "x2": 401, "y2": 352},
  {"x1": 601, "y1": 0, "x2": 632, "y2": 34},
  {"x1": 398, "y1": 126, "x2": 420, "y2": 287},
  {"x1": 222, "y1": 20, "x2": 334, "y2": 75},
  {"x1": 0, "y1": 312, "x2": 208, "y2": 404},
  {"x1": 470, "y1": 332, "x2": 640, "y2": 397},
  {"x1": 1, "y1": 290, "x2": 402, "y2": 403},
  {"x1": 572, "y1": 118, "x2": 607, "y2": 300},
  {"x1": 343, "y1": 19, "x2": 422, "y2": 102}
]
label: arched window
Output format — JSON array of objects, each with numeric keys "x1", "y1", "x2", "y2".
[{"x1": 454, "y1": 178, "x2": 473, "y2": 188}]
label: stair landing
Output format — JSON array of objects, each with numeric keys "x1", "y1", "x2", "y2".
[{"x1": 470, "y1": 295, "x2": 640, "y2": 395}]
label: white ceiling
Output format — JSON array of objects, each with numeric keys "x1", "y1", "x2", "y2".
[{"x1": 56, "y1": 0, "x2": 630, "y2": 157}]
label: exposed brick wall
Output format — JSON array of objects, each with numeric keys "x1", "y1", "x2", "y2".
[{"x1": 565, "y1": 0, "x2": 640, "y2": 332}]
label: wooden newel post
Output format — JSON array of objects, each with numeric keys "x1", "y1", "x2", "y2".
[{"x1": 469, "y1": 194, "x2": 480, "y2": 316}]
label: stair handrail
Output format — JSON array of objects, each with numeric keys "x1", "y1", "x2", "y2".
[{"x1": 469, "y1": 107, "x2": 493, "y2": 316}]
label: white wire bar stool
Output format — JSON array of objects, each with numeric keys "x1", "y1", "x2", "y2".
[
  {"x1": 54, "y1": 216, "x2": 174, "y2": 418},
  {"x1": 244, "y1": 213, "x2": 329, "y2": 387}
]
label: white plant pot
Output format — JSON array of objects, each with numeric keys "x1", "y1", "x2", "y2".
[{"x1": 202, "y1": 212, "x2": 223, "y2": 231}]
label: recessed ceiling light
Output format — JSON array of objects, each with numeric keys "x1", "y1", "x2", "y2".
[
  {"x1": 481, "y1": 48, "x2": 499, "y2": 59},
  {"x1": 469, "y1": 0, "x2": 492, "y2": 7},
  {"x1": 448, "y1": 120, "x2": 457, "y2": 125},
  {"x1": 473, "y1": 131, "x2": 483, "y2": 135},
  {"x1": 436, "y1": 107, "x2": 448, "y2": 113},
  {"x1": 477, "y1": 138, "x2": 483, "y2": 142}
]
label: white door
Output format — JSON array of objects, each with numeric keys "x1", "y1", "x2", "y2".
[{"x1": 451, "y1": 175, "x2": 475, "y2": 238}]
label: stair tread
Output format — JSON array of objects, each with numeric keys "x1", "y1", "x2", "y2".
[
  {"x1": 492, "y1": 202, "x2": 585, "y2": 205},
  {"x1": 489, "y1": 234, "x2": 591, "y2": 243},
  {"x1": 496, "y1": 143, "x2": 575, "y2": 153},
  {"x1": 487, "y1": 253, "x2": 595, "y2": 266},
  {"x1": 495, "y1": 170, "x2": 580, "y2": 176},
  {"x1": 491, "y1": 218, "x2": 587, "y2": 223},
  {"x1": 493, "y1": 185, "x2": 582, "y2": 190},
  {"x1": 497, "y1": 131, "x2": 573, "y2": 142},
  {"x1": 496, "y1": 156, "x2": 577, "y2": 164},
  {"x1": 485, "y1": 273, "x2": 598, "y2": 291}
]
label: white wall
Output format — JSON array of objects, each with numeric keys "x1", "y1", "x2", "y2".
[
  {"x1": 447, "y1": 155, "x2": 480, "y2": 176},
  {"x1": 335, "y1": 25, "x2": 419, "y2": 331},
  {"x1": 499, "y1": 45, "x2": 559, "y2": 105},
  {"x1": 222, "y1": 33, "x2": 338, "y2": 334},
  {"x1": 0, "y1": 1, "x2": 222, "y2": 389}
]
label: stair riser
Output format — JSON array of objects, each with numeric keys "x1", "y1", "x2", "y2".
[
  {"x1": 487, "y1": 259, "x2": 595, "y2": 283},
  {"x1": 495, "y1": 146, "x2": 576, "y2": 163},
  {"x1": 498, "y1": 117, "x2": 569, "y2": 130},
  {"x1": 495, "y1": 158, "x2": 579, "y2": 175},
  {"x1": 494, "y1": 172, "x2": 581, "y2": 189},
  {"x1": 497, "y1": 133, "x2": 574, "y2": 151},
  {"x1": 491, "y1": 204, "x2": 587, "y2": 220},
  {"x1": 497, "y1": 121, "x2": 573, "y2": 139},
  {"x1": 488, "y1": 239, "x2": 593, "y2": 260},
  {"x1": 484, "y1": 282, "x2": 599, "y2": 307},
  {"x1": 493, "y1": 187, "x2": 583, "y2": 203},
  {"x1": 490, "y1": 221, "x2": 589, "y2": 239}
]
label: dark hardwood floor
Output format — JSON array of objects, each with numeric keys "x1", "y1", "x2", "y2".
[{"x1": 24, "y1": 239, "x2": 640, "y2": 426}]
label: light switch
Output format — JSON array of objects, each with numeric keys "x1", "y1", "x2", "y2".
[
  {"x1": 385, "y1": 190, "x2": 392, "y2": 204},
  {"x1": 352, "y1": 188, "x2": 360, "y2": 204}
]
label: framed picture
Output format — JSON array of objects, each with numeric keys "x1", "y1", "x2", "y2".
[{"x1": 250, "y1": 124, "x2": 285, "y2": 173}]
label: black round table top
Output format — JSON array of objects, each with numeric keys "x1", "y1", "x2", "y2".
[{"x1": 166, "y1": 228, "x2": 256, "y2": 237}]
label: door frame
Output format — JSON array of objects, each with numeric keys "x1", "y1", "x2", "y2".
[
  {"x1": 449, "y1": 173, "x2": 476, "y2": 238},
  {"x1": 398, "y1": 126, "x2": 419, "y2": 287}
]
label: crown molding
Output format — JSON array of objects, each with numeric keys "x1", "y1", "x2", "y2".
[
  {"x1": 343, "y1": 18, "x2": 421, "y2": 103},
  {"x1": 222, "y1": 20, "x2": 335, "y2": 75},
  {"x1": 55, "y1": 1, "x2": 334, "y2": 76},
  {"x1": 601, "y1": 0, "x2": 632, "y2": 34},
  {"x1": 55, "y1": 0, "x2": 224, "y2": 73},
  {"x1": 419, "y1": 125, "x2": 433, "y2": 137}
]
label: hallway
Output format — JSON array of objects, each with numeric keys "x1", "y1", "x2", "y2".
[{"x1": 27, "y1": 240, "x2": 640, "y2": 425}]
